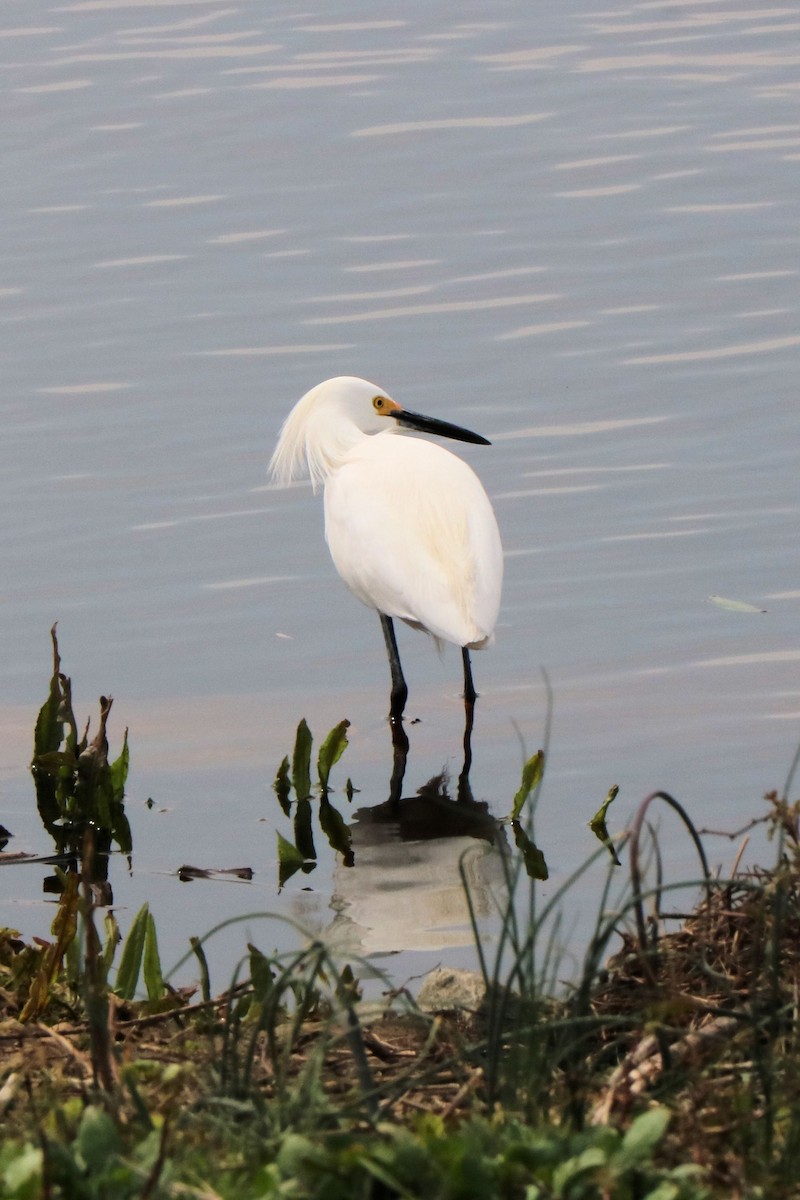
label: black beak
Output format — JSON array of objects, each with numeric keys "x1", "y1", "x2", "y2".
[{"x1": 391, "y1": 408, "x2": 491, "y2": 446}]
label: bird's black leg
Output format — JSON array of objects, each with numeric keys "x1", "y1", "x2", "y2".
[
  {"x1": 462, "y1": 647, "x2": 477, "y2": 709},
  {"x1": 459, "y1": 647, "x2": 477, "y2": 796},
  {"x1": 380, "y1": 613, "x2": 409, "y2": 733}
]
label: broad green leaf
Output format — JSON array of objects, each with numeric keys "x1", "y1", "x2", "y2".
[
  {"x1": 277, "y1": 831, "x2": 306, "y2": 888},
  {"x1": 317, "y1": 719, "x2": 350, "y2": 791},
  {"x1": 319, "y1": 795, "x2": 353, "y2": 864},
  {"x1": 708, "y1": 594, "x2": 766, "y2": 613},
  {"x1": 589, "y1": 785, "x2": 621, "y2": 866},
  {"x1": 617, "y1": 1106, "x2": 670, "y2": 1166},
  {"x1": 512, "y1": 821, "x2": 548, "y2": 880},
  {"x1": 293, "y1": 797, "x2": 316, "y2": 863},
  {"x1": 510, "y1": 750, "x2": 544, "y2": 821},
  {"x1": 111, "y1": 802, "x2": 133, "y2": 857},
  {"x1": 142, "y1": 911, "x2": 164, "y2": 1002},
  {"x1": 115, "y1": 903, "x2": 150, "y2": 999},
  {"x1": 292, "y1": 719, "x2": 313, "y2": 800},
  {"x1": 552, "y1": 1146, "x2": 607, "y2": 1193},
  {"x1": 2, "y1": 1144, "x2": 43, "y2": 1194},
  {"x1": 76, "y1": 1106, "x2": 121, "y2": 1173},
  {"x1": 274, "y1": 755, "x2": 292, "y2": 815}
]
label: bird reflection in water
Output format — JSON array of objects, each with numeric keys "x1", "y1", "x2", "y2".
[{"x1": 271, "y1": 376, "x2": 505, "y2": 949}]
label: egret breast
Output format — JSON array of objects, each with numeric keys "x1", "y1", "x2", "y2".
[{"x1": 323, "y1": 433, "x2": 502, "y2": 649}]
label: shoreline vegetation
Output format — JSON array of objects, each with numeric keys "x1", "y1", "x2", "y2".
[{"x1": 2, "y1": 633, "x2": 799, "y2": 1198}]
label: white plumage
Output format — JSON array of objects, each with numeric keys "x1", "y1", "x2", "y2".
[{"x1": 270, "y1": 376, "x2": 502, "y2": 723}]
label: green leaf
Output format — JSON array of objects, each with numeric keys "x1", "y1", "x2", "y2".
[
  {"x1": 102, "y1": 910, "x2": 121, "y2": 977},
  {"x1": 293, "y1": 797, "x2": 316, "y2": 863},
  {"x1": 589, "y1": 785, "x2": 621, "y2": 866},
  {"x1": 33, "y1": 626, "x2": 65, "y2": 759},
  {"x1": 2, "y1": 1143, "x2": 43, "y2": 1196},
  {"x1": 190, "y1": 936, "x2": 212, "y2": 1004},
  {"x1": 109, "y1": 728, "x2": 129, "y2": 801},
  {"x1": 248, "y1": 944, "x2": 275, "y2": 1001},
  {"x1": 115, "y1": 903, "x2": 150, "y2": 999},
  {"x1": 30, "y1": 750, "x2": 78, "y2": 777},
  {"x1": 511, "y1": 750, "x2": 544, "y2": 821},
  {"x1": 142, "y1": 911, "x2": 164, "y2": 1002},
  {"x1": 76, "y1": 1106, "x2": 120, "y2": 1173},
  {"x1": 111, "y1": 803, "x2": 133, "y2": 857},
  {"x1": 552, "y1": 1145, "x2": 607, "y2": 1192},
  {"x1": 277, "y1": 831, "x2": 306, "y2": 888},
  {"x1": 617, "y1": 1107, "x2": 670, "y2": 1167},
  {"x1": 512, "y1": 821, "x2": 548, "y2": 880},
  {"x1": 274, "y1": 755, "x2": 292, "y2": 815},
  {"x1": 292, "y1": 719, "x2": 313, "y2": 800},
  {"x1": 319, "y1": 796, "x2": 353, "y2": 864},
  {"x1": 317, "y1": 720, "x2": 350, "y2": 791}
]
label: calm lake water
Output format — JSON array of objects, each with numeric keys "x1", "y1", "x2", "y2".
[{"x1": 2, "y1": 0, "x2": 799, "y2": 992}]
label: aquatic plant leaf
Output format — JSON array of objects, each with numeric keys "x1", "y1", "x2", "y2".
[
  {"x1": 32, "y1": 750, "x2": 79, "y2": 777},
  {"x1": 33, "y1": 625, "x2": 65, "y2": 758},
  {"x1": 102, "y1": 910, "x2": 121, "y2": 976},
  {"x1": 30, "y1": 632, "x2": 133, "y2": 866},
  {"x1": 274, "y1": 755, "x2": 292, "y2": 815},
  {"x1": 319, "y1": 795, "x2": 354, "y2": 865},
  {"x1": 292, "y1": 719, "x2": 313, "y2": 800},
  {"x1": 293, "y1": 797, "x2": 316, "y2": 862},
  {"x1": 142, "y1": 911, "x2": 164, "y2": 1002},
  {"x1": 110, "y1": 803, "x2": 133, "y2": 858},
  {"x1": 589, "y1": 785, "x2": 621, "y2": 865},
  {"x1": 109, "y1": 728, "x2": 129, "y2": 802},
  {"x1": 512, "y1": 821, "x2": 548, "y2": 880},
  {"x1": 510, "y1": 749, "x2": 544, "y2": 821},
  {"x1": 708, "y1": 594, "x2": 766, "y2": 614},
  {"x1": 115, "y1": 903, "x2": 150, "y2": 999},
  {"x1": 277, "y1": 831, "x2": 306, "y2": 888},
  {"x1": 248, "y1": 944, "x2": 275, "y2": 1001},
  {"x1": 19, "y1": 871, "x2": 80, "y2": 1022},
  {"x1": 317, "y1": 719, "x2": 350, "y2": 791}
]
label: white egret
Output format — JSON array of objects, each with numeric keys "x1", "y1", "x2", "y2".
[{"x1": 269, "y1": 376, "x2": 502, "y2": 731}]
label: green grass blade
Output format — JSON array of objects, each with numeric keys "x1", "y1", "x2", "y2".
[
  {"x1": 115, "y1": 903, "x2": 150, "y2": 999},
  {"x1": 143, "y1": 911, "x2": 164, "y2": 1002}
]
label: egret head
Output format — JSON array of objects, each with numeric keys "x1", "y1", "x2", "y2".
[{"x1": 269, "y1": 375, "x2": 490, "y2": 489}]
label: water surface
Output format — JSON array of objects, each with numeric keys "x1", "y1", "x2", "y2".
[{"x1": 2, "y1": 0, "x2": 799, "y2": 989}]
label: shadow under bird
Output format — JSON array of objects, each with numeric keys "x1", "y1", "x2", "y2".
[{"x1": 269, "y1": 376, "x2": 502, "y2": 737}]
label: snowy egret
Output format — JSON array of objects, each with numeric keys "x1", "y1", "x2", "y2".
[{"x1": 269, "y1": 376, "x2": 502, "y2": 730}]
